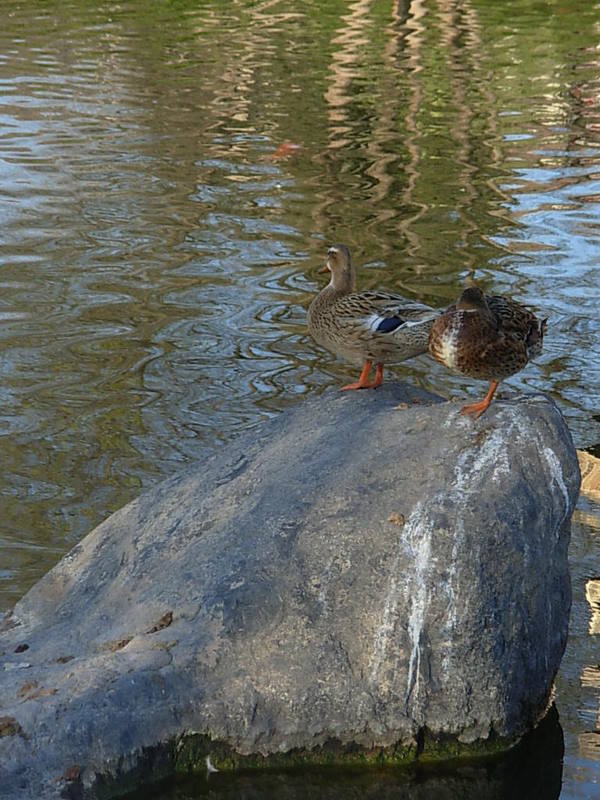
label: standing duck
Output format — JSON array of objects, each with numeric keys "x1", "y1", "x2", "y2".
[
  {"x1": 307, "y1": 244, "x2": 439, "y2": 390},
  {"x1": 429, "y1": 286, "x2": 547, "y2": 418}
]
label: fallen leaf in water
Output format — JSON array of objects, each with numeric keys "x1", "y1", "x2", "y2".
[
  {"x1": 14, "y1": 643, "x2": 29, "y2": 653},
  {"x1": 56, "y1": 655, "x2": 74, "y2": 664},
  {"x1": 269, "y1": 141, "x2": 303, "y2": 160}
]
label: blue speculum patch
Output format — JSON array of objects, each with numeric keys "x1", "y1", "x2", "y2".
[{"x1": 376, "y1": 317, "x2": 404, "y2": 333}]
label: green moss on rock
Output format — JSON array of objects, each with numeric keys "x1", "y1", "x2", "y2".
[
  {"x1": 417, "y1": 727, "x2": 516, "y2": 764},
  {"x1": 173, "y1": 729, "x2": 518, "y2": 774}
]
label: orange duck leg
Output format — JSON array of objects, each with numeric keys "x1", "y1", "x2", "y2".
[
  {"x1": 460, "y1": 380, "x2": 499, "y2": 419},
  {"x1": 341, "y1": 361, "x2": 384, "y2": 391}
]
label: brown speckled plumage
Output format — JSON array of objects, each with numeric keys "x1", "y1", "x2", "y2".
[
  {"x1": 308, "y1": 244, "x2": 439, "y2": 390},
  {"x1": 429, "y1": 286, "x2": 547, "y2": 417}
]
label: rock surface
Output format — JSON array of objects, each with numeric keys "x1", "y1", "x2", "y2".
[{"x1": 0, "y1": 384, "x2": 580, "y2": 799}]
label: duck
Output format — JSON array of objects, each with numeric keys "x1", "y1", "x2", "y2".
[
  {"x1": 307, "y1": 244, "x2": 439, "y2": 390},
  {"x1": 428, "y1": 286, "x2": 547, "y2": 418}
]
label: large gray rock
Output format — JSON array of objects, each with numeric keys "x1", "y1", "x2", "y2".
[{"x1": 0, "y1": 384, "x2": 580, "y2": 799}]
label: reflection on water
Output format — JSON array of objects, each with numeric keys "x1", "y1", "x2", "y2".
[
  {"x1": 557, "y1": 496, "x2": 600, "y2": 798},
  {"x1": 1, "y1": 0, "x2": 600, "y2": 797},
  {"x1": 585, "y1": 580, "x2": 600, "y2": 635}
]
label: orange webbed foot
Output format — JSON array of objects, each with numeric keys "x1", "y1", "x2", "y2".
[
  {"x1": 341, "y1": 381, "x2": 371, "y2": 391},
  {"x1": 340, "y1": 362, "x2": 384, "y2": 391},
  {"x1": 459, "y1": 380, "x2": 499, "y2": 419},
  {"x1": 460, "y1": 399, "x2": 492, "y2": 419}
]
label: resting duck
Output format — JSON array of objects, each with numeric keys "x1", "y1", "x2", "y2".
[
  {"x1": 429, "y1": 286, "x2": 547, "y2": 418},
  {"x1": 307, "y1": 244, "x2": 439, "y2": 390}
]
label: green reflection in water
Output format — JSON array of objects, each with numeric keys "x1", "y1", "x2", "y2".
[{"x1": 1, "y1": 0, "x2": 599, "y2": 603}]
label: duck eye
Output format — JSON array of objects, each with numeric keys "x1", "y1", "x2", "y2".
[{"x1": 327, "y1": 248, "x2": 338, "y2": 257}]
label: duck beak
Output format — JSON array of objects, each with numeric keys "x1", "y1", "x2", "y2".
[{"x1": 318, "y1": 264, "x2": 329, "y2": 273}]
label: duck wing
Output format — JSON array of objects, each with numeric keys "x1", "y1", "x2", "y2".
[
  {"x1": 335, "y1": 291, "x2": 439, "y2": 335},
  {"x1": 486, "y1": 295, "x2": 545, "y2": 343}
]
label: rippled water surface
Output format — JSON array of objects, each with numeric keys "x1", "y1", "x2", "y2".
[{"x1": 1, "y1": 0, "x2": 600, "y2": 797}]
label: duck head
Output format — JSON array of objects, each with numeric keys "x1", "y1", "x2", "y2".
[
  {"x1": 319, "y1": 244, "x2": 356, "y2": 293},
  {"x1": 456, "y1": 286, "x2": 489, "y2": 312}
]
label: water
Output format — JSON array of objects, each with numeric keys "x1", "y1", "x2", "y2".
[{"x1": 1, "y1": 0, "x2": 599, "y2": 796}]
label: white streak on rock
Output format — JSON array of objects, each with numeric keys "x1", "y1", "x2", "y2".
[
  {"x1": 369, "y1": 503, "x2": 432, "y2": 688},
  {"x1": 318, "y1": 557, "x2": 334, "y2": 609},
  {"x1": 370, "y1": 408, "x2": 573, "y2": 721},
  {"x1": 542, "y1": 446, "x2": 571, "y2": 524},
  {"x1": 441, "y1": 517, "x2": 466, "y2": 673},
  {"x1": 369, "y1": 556, "x2": 401, "y2": 683},
  {"x1": 542, "y1": 447, "x2": 572, "y2": 537},
  {"x1": 422, "y1": 421, "x2": 514, "y2": 683},
  {"x1": 454, "y1": 425, "x2": 511, "y2": 487},
  {"x1": 405, "y1": 505, "x2": 433, "y2": 712},
  {"x1": 371, "y1": 423, "x2": 512, "y2": 707},
  {"x1": 513, "y1": 415, "x2": 572, "y2": 527}
]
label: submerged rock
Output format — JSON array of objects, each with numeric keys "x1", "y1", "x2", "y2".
[{"x1": 0, "y1": 384, "x2": 580, "y2": 799}]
